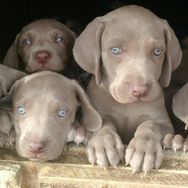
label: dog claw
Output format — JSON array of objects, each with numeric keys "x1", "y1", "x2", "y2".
[
  {"x1": 113, "y1": 165, "x2": 117, "y2": 169},
  {"x1": 132, "y1": 169, "x2": 137, "y2": 174},
  {"x1": 183, "y1": 146, "x2": 187, "y2": 153},
  {"x1": 173, "y1": 147, "x2": 177, "y2": 153},
  {"x1": 144, "y1": 170, "x2": 148, "y2": 175},
  {"x1": 185, "y1": 124, "x2": 188, "y2": 130}
]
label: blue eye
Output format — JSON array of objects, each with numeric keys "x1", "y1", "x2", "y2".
[
  {"x1": 154, "y1": 48, "x2": 162, "y2": 56},
  {"x1": 111, "y1": 47, "x2": 122, "y2": 55},
  {"x1": 55, "y1": 36, "x2": 64, "y2": 43},
  {"x1": 58, "y1": 109, "x2": 68, "y2": 117},
  {"x1": 22, "y1": 39, "x2": 32, "y2": 46},
  {"x1": 17, "y1": 106, "x2": 25, "y2": 115}
]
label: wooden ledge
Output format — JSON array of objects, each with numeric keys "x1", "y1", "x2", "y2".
[{"x1": 0, "y1": 145, "x2": 188, "y2": 188}]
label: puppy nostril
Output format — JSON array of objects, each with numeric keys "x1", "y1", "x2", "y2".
[
  {"x1": 29, "y1": 142, "x2": 45, "y2": 154},
  {"x1": 132, "y1": 84, "x2": 149, "y2": 98},
  {"x1": 142, "y1": 90, "x2": 148, "y2": 97}
]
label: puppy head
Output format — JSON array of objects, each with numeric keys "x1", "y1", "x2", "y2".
[
  {"x1": 73, "y1": 5, "x2": 182, "y2": 104},
  {"x1": 9, "y1": 71, "x2": 101, "y2": 161},
  {"x1": 3, "y1": 19, "x2": 76, "y2": 73}
]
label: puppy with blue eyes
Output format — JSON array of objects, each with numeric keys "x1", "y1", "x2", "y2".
[
  {"x1": 3, "y1": 71, "x2": 101, "y2": 161},
  {"x1": 73, "y1": 5, "x2": 182, "y2": 173},
  {"x1": 3, "y1": 19, "x2": 78, "y2": 79}
]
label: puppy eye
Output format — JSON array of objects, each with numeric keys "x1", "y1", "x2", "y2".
[
  {"x1": 55, "y1": 36, "x2": 64, "y2": 43},
  {"x1": 58, "y1": 109, "x2": 68, "y2": 117},
  {"x1": 17, "y1": 106, "x2": 25, "y2": 115},
  {"x1": 154, "y1": 48, "x2": 162, "y2": 56},
  {"x1": 22, "y1": 39, "x2": 32, "y2": 46},
  {"x1": 111, "y1": 47, "x2": 122, "y2": 55}
]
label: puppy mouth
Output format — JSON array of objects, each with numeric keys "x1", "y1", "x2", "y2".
[
  {"x1": 28, "y1": 155, "x2": 51, "y2": 162},
  {"x1": 16, "y1": 144, "x2": 60, "y2": 161},
  {"x1": 26, "y1": 152, "x2": 58, "y2": 161}
]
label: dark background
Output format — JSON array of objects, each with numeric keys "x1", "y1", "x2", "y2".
[{"x1": 0, "y1": 0, "x2": 188, "y2": 59}]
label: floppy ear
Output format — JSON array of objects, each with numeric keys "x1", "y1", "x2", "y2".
[
  {"x1": 65, "y1": 27, "x2": 77, "y2": 54},
  {"x1": 58, "y1": 21, "x2": 76, "y2": 54},
  {"x1": 0, "y1": 76, "x2": 23, "y2": 112},
  {"x1": 159, "y1": 19, "x2": 182, "y2": 88},
  {"x1": 72, "y1": 80, "x2": 102, "y2": 132},
  {"x1": 3, "y1": 34, "x2": 20, "y2": 69},
  {"x1": 0, "y1": 64, "x2": 26, "y2": 98},
  {"x1": 73, "y1": 18, "x2": 105, "y2": 86}
]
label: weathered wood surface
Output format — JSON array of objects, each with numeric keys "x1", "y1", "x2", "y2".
[{"x1": 0, "y1": 144, "x2": 188, "y2": 188}]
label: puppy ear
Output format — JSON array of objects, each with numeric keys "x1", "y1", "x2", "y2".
[
  {"x1": 0, "y1": 64, "x2": 26, "y2": 98},
  {"x1": 0, "y1": 75, "x2": 23, "y2": 111},
  {"x1": 73, "y1": 18, "x2": 105, "y2": 86},
  {"x1": 66, "y1": 28, "x2": 77, "y2": 53},
  {"x1": 159, "y1": 19, "x2": 182, "y2": 88},
  {"x1": 58, "y1": 22, "x2": 76, "y2": 54},
  {"x1": 3, "y1": 34, "x2": 20, "y2": 69},
  {"x1": 72, "y1": 80, "x2": 102, "y2": 132}
]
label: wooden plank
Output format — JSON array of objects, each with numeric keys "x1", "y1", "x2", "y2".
[
  {"x1": 0, "y1": 145, "x2": 188, "y2": 188},
  {"x1": 0, "y1": 161, "x2": 23, "y2": 188}
]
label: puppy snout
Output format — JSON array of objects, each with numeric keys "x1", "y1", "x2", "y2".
[
  {"x1": 28, "y1": 141, "x2": 46, "y2": 154},
  {"x1": 131, "y1": 83, "x2": 149, "y2": 98},
  {"x1": 35, "y1": 50, "x2": 51, "y2": 64}
]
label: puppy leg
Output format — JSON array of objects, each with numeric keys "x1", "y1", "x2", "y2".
[
  {"x1": 0, "y1": 110, "x2": 12, "y2": 134},
  {"x1": 66, "y1": 121, "x2": 91, "y2": 145},
  {"x1": 86, "y1": 120, "x2": 125, "y2": 167},
  {"x1": 0, "y1": 110, "x2": 15, "y2": 147},
  {"x1": 0, "y1": 129, "x2": 15, "y2": 147},
  {"x1": 125, "y1": 120, "x2": 169, "y2": 173}
]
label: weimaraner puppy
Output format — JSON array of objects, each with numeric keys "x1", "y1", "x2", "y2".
[
  {"x1": 2, "y1": 71, "x2": 101, "y2": 161},
  {"x1": 163, "y1": 83, "x2": 188, "y2": 152},
  {"x1": 3, "y1": 19, "x2": 79, "y2": 79},
  {"x1": 73, "y1": 5, "x2": 182, "y2": 173},
  {"x1": 0, "y1": 64, "x2": 26, "y2": 146}
]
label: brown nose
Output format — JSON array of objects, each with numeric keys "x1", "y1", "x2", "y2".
[
  {"x1": 131, "y1": 83, "x2": 149, "y2": 98},
  {"x1": 35, "y1": 50, "x2": 51, "y2": 64},
  {"x1": 28, "y1": 141, "x2": 46, "y2": 154}
]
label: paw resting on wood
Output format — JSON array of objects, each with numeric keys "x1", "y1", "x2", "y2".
[
  {"x1": 162, "y1": 134, "x2": 188, "y2": 153},
  {"x1": 125, "y1": 135, "x2": 164, "y2": 174}
]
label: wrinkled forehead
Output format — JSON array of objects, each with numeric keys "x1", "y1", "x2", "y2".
[
  {"x1": 13, "y1": 76, "x2": 76, "y2": 104},
  {"x1": 101, "y1": 9, "x2": 164, "y2": 46},
  {"x1": 21, "y1": 20, "x2": 68, "y2": 35},
  {"x1": 103, "y1": 19, "x2": 164, "y2": 45}
]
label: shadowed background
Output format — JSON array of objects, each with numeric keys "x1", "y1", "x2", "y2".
[{"x1": 0, "y1": 0, "x2": 188, "y2": 59}]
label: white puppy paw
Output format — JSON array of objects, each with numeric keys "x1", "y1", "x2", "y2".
[
  {"x1": 125, "y1": 136, "x2": 164, "y2": 173},
  {"x1": 163, "y1": 133, "x2": 188, "y2": 153},
  {"x1": 86, "y1": 126, "x2": 125, "y2": 167}
]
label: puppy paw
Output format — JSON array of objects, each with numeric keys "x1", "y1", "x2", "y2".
[
  {"x1": 0, "y1": 129, "x2": 15, "y2": 147},
  {"x1": 66, "y1": 124, "x2": 89, "y2": 145},
  {"x1": 125, "y1": 136, "x2": 164, "y2": 173},
  {"x1": 162, "y1": 134, "x2": 188, "y2": 153},
  {"x1": 86, "y1": 126, "x2": 125, "y2": 167},
  {"x1": 0, "y1": 111, "x2": 13, "y2": 135}
]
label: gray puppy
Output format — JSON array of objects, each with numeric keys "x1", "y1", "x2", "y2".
[
  {"x1": 2, "y1": 71, "x2": 101, "y2": 161},
  {"x1": 3, "y1": 19, "x2": 78, "y2": 79},
  {"x1": 73, "y1": 5, "x2": 182, "y2": 173}
]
